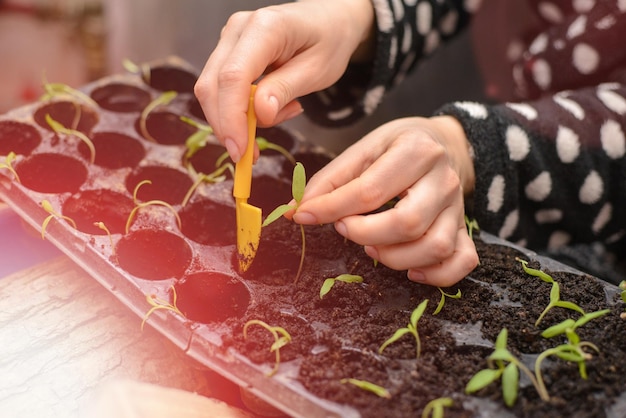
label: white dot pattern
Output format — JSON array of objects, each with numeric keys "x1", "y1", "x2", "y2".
[{"x1": 300, "y1": 0, "x2": 626, "y2": 282}]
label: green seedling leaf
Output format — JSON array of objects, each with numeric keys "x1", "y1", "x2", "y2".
[
  {"x1": 256, "y1": 136, "x2": 297, "y2": 165},
  {"x1": 379, "y1": 299, "x2": 428, "y2": 358},
  {"x1": 422, "y1": 397, "x2": 453, "y2": 418},
  {"x1": 41, "y1": 199, "x2": 77, "y2": 239},
  {"x1": 45, "y1": 114, "x2": 96, "y2": 164},
  {"x1": 541, "y1": 319, "x2": 576, "y2": 338},
  {"x1": 244, "y1": 319, "x2": 292, "y2": 377},
  {"x1": 433, "y1": 287, "x2": 462, "y2": 315},
  {"x1": 292, "y1": 162, "x2": 305, "y2": 202},
  {"x1": 516, "y1": 257, "x2": 554, "y2": 283},
  {"x1": 319, "y1": 274, "x2": 363, "y2": 299},
  {"x1": 464, "y1": 215, "x2": 479, "y2": 240},
  {"x1": 41, "y1": 81, "x2": 99, "y2": 109},
  {"x1": 263, "y1": 204, "x2": 295, "y2": 227},
  {"x1": 141, "y1": 285, "x2": 185, "y2": 331},
  {"x1": 262, "y1": 161, "x2": 308, "y2": 284},
  {"x1": 0, "y1": 152, "x2": 20, "y2": 183},
  {"x1": 465, "y1": 368, "x2": 502, "y2": 393},
  {"x1": 340, "y1": 378, "x2": 391, "y2": 399},
  {"x1": 126, "y1": 180, "x2": 182, "y2": 233},
  {"x1": 139, "y1": 91, "x2": 177, "y2": 142},
  {"x1": 501, "y1": 362, "x2": 519, "y2": 407},
  {"x1": 468, "y1": 327, "x2": 550, "y2": 405}
]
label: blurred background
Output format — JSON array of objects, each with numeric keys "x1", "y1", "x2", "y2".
[{"x1": 0, "y1": 0, "x2": 485, "y2": 153}]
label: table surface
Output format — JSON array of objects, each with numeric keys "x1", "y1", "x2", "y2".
[{"x1": 0, "y1": 204, "x2": 254, "y2": 417}]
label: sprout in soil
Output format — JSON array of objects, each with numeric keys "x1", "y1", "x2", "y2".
[
  {"x1": 465, "y1": 328, "x2": 549, "y2": 407},
  {"x1": 433, "y1": 287, "x2": 462, "y2": 315},
  {"x1": 122, "y1": 58, "x2": 150, "y2": 82},
  {"x1": 262, "y1": 161, "x2": 307, "y2": 284},
  {"x1": 535, "y1": 308, "x2": 611, "y2": 394},
  {"x1": 94, "y1": 221, "x2": 115, "y2": 257},
  {"x1": 256, "y1": 136, "x2": 296, "y2": 165},
  {"x1": 464, "y1": 215, "x2": 479, "y2": 240},
  {"x1": 141, "y1": 284, "x2": 185, "y2": 331},
  {"x1": 180, "y1": 116, "x2": 214, "y2": 160},
  {"x1": 516, "y1": 258, "x2": 585, "y2": 326},
  {"x1": 319, "y1": 274, "x2": 364, "y2": 299},
  {"x1": 243, "y1": 319, "x2": 292, "y2": 377},
  {"x1": 45, "y1": 114, "x2": 96, "y2": 164},
  {"x1": 0, "y1": 152, "x2": 20, "y2": 183},
  {"x1": 139, "y1": 91, "x2": 177, "y2": 142},
  {"x1": 41, "y1": 199, "x2": 77, "y2": 239},
  {"x1": 125, "y1": 179, "x2": 182, "y2": 234},
  {"x1": 339, "y1": 378, "x2": 391, "y2": 399},
  {"x1": 41, "y1": 79, "x2": 99, "y2": 110},
  {"x1": 422, "y1": 397, "x2": 453, "y2": 418},
  {"x1": 379, "y1": 299, "x2": 429, "y2": 358}
]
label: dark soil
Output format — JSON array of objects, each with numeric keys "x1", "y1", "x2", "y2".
[
  {"x1": 2, "y1": 58, "x2": 624, "y2": 418},
  {"x1": 224, "y1": 225, "x2": 626, "y2": 418}
]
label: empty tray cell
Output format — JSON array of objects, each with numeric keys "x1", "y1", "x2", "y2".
[
  {"x1": 175, "y1": 271, "x2": 251, "y2": 323},
  {"x1": 0, "y1": 121, "x2": 42, "y2": 156},
  {"x1": 185, "y1": 142, "x2": 228, "y2": 177},
  {"x1": 34, "y1": 100, "x2": 99, "y2": 135},
  {"x1": 77, "y1": 131, "x2": 146, "y2": 169},
  {"x1": 125, "y1": 165, "x2": 193, "y2": 206},
  {"x1": 178, "y1": 198, "x2": 235, "y2": 246},
  {"x1": 116, "y1": 228, "x2": 192, "y2": 280},
  {"x1": 15, "y1": 153, "x2": 87, "y2": 193},
  {"x1": 62, "y1": 189, "x2": 134, "y2": 235},
  {"x1": 249, "y1": 175, "x2": 292, "y2": 215},
  {"x1": 135, "y1": 110, "x2": 197, "y2": 145},
  {"x1": 90, "y1": 82, "x2": 152, "y2": 113},
  {"x1": 141, "y1": 64, "x2": 198, "y2": 93}
]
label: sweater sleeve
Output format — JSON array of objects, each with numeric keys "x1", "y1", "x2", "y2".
[
  {"x1": 299, "y1": 0, "x2": 473, "y2": 127},
  {"x1": 436, "y1": 83, "x2": 626, "y2": 274}
]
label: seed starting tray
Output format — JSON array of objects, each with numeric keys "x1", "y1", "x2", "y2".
[{"x1": 1, "y1": 57, "x2": 624, "y2": 418}]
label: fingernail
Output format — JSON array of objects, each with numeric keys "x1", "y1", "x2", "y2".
[
  {"x1": 408, "y1": 269, "x2": 427, "y2": 283},
  {"x1": 293, "y1": 211, "x2": 317, "y2": 224},
  {"x1": 364, "y1": 245, "x2": 378, "y2": 261},
  {"x1": 268, "y1": 95, "x2": 279, "y2": 116},
  {"x1": 224, "y1": 138, "x2": 241, "y2": 163},
  {"x1": 334, "y1": 221, "x2": 347, "y2": 237}
]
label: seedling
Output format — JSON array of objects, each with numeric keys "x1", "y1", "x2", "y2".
[
  {"x1": 180, "y1": 116, "x2": 214, "y2": 161},
  {"x1": 516, "y1": 258, "x2": 585, "y2": 326},
  {"x1": 465, "y1": 328, "x2": 549, "y2": 406},
  {"x1": 180, "y1": 167, "x2": 232, "y2": 207},
  {"x1": 41, "y1": 80, "x2": 99, "y2": 110},
  {"x1": 379, "y1": 299, "x2": 429, "y2": 358},
  {"x1": 319, "y1": 274, "x2": 364, "y2": 299},
  {"x1": 535, "y1": 308, "x2": 611, "y2": 393},
  {"x1": 262, "y1": 161, "x2": 307, "y2": 283},
  {"x1": 122, "y1": 58, "x2": 150, "y2": 82},
  {"x1": 139, "y1": 91, "x2": 177, "y2": 142},
  {"x1": 464, "y1": 215, "x2": 479, "y2": 240},
  {"x1": 94, "y1": 221, "x2": 115, "y2": 256},
  {"x1": 45, "y1": 114, "x2": 96, "y2": 164},
  {"x1": 141, "y1": 284, "x2": 185, "y2": 331},
  {"x1": 41, "y1": 199, "x2": 77, "y2": 239},
  {"x1": 433, "y1": 287, "x2": 462, "y2": 315},
  {"x1": 243, "y1": 319, "x2": 292, "y2": 377},
  {"x1": 422, "y1": 397, "x2": 453, "y2": 418},
  {"x1": 125, "y1": 180, "x2": 182, "y2": 234},
  {"x1": 339, "y1": 378, "x2": 391, "y2": 399},
  {"x1": 256, "y1": 136, "x2": 296, "y2": 165},
  {"x1": 0, "y1": 152, "x2": 20, "y2": 183}
]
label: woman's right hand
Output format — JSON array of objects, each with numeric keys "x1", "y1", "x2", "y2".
[{"x1": 194, "y1": 0, "x2": 375, "y2": 162}]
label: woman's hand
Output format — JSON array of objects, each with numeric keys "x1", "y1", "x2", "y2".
[
  {"x1": 194, "y1": 0, "x2": 375, "y2": 162},
  {"x1": 291, "y1": 116, "x2": 479, "y2": 287}
]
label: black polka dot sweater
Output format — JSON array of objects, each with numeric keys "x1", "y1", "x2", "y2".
[{"x1": 299, "y1": 0, "x2": 626, "y2": 283}]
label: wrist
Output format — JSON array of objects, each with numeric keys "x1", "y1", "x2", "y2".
[{"x1": 430, "y1": 116, "x2": 475, "y2": 197}]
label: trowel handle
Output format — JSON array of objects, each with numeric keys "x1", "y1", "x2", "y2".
[{"x1": 233, "y1": 85, "x2": 257, "y2": 199}]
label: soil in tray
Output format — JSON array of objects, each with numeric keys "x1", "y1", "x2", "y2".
[{"x1": 223, "y1": 226, "x2": 626, "y2": 418}]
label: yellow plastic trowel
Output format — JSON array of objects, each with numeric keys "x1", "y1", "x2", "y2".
[{"x1": 234, "y1": 85, "x2": 262, "y2": 272}]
